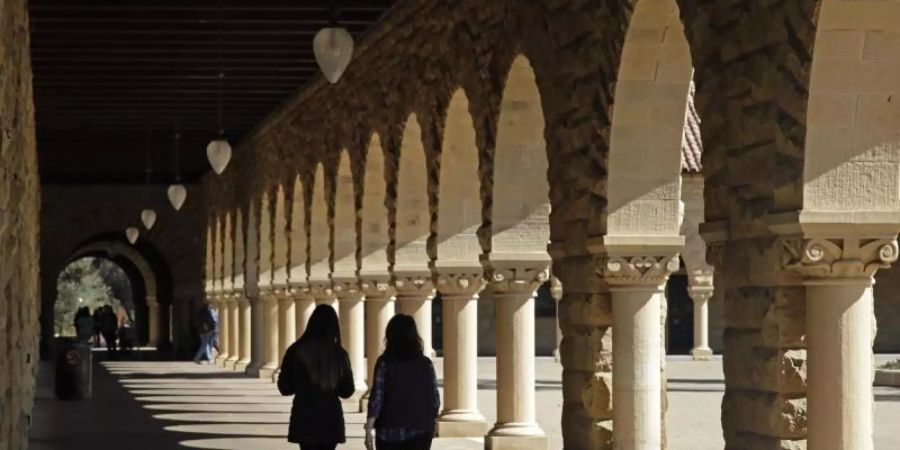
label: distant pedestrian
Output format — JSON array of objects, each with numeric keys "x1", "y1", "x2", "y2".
[
  {"x1": 193, "y1": 303, "x2": 217, "y2": 363},
  {"x1": 99, "y1": 305, "x2": 118, "y2": 357},
  {"x1": 278, "y1": 304, "x2": 354, "y2": 450},
  {"x1": 92, "y1": 307, "x2": 103, "y2": 347},
  {"x1": 74, "y1": 307, "x2": 94, "y2": 343},
  {"x1": 364, "y1": 314, "x2": 439, "y2": 450}
]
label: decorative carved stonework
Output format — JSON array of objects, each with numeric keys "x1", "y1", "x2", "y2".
[
  {"x1": 393, "y1": 271, "x2": 434, "y2": 298},
  {"x1": 781, "y1": 237, "x2": 899, "y2": 279},
  {"x1": 433, "y1": 268, "x2": 485, "y2": 297},
  {"x1": 332, "y1": 277, "x2": 362, "y2": 300},
  {"x1": 360, "y1": 273, "x2": 396, "y2": 299},
  {"x1": 597, "y1": 254, "x2": 680, "y2": 286},
  {"x1": 550, "y1": 275, "x2": 563, "y2": 301},
  {"x1": 309, "y1": 281, "x2": 335, "y2": 302},
  {"x1": 486, "y1": 263, "x2": 550, "y2": 294}
]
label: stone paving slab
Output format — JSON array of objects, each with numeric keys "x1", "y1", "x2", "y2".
[{"x1": 29, "y1": 354, "x2": 900, "y2": 450}]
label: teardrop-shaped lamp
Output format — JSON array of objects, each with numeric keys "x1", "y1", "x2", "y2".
[
  {"x1": 167, "y1": 184, "x2": 187, "y2": 211},
  {"x1": 141, "y1": 209, "x2": 157, "y2": 230},
  {"x1": 206, "y1": 138, "x2": 232, "y2": 175},
  {"x1": 313, "y1": 27, "x2": 353, "y2": 83},
  {"x1": 126, "y1": 227, "x2": 140, "y2": 245}
]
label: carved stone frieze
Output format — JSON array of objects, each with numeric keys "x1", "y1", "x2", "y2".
[
  {"x1": 433, "y1": 268, "x2": 485, "y2": 297},
  {"x1": 393, "y1": 269, "x2": 435, "y2": 298},
  {"x1": 780, "y1": 237, "x2": 899, "y2": 280},
  {"x1": 486, "y1": 263, "x2": 550, "y2": 294},
  {"x1": 597, "y1": 254, "x2": 680, "y2": 287},
  {"x1": 332, "y1": 276, "x2": 362, "y2": 300},
  {"x1": 360, "y1": 277, "x2": 396, "y2": 299},
  {"x1": 308, "y1": 280, "x2": 335, "y2": 302}
]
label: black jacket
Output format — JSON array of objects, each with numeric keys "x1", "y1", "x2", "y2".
[
  {"x1": 371, "y1": 354, "x2": 440, "y2": 432},
  {"x1": 277, "y1": 341, "x2": 355, "y2": 444}
]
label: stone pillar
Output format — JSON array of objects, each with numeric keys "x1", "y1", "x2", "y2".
[
  {"x1": 275, "y1": 290, "x2": 296, "y2": 378},
  {"x1": 360, "y1": 277, "x2": 396, "y2": 411},
  {"x1": 393, "y1": 268, "x2": 436, "y2": 357},
  {"x1": 334, "y1": 277, "x2": 367, "y2": 405},
  {"x1": 233, "y1": 296, "x2": 251, "y2": 371},
  {"x1": 293, "y1": 287, "x2": 315, "y2": 338},
  {"x1": 213, "y1": 297, "x2": 230, "y2": 365},
  {"x1": 601, "y1": 250, "x2": 679, "y2": 450},
  {"x1": 147, "y1": 297, "x2": 160, "y2": 348},
  {"x1": 257, "y1": 292, "x2": 280, "y2": 378},
  {"x1": 245, "y1": 296, "x2": 265, "y2": 376},
  {"x1": 783, "y1": 237, "x2": 898, "y2": 450},
  {"x1": 485, "y1": 260, "x2": 550, "y2": 450},
  {"x1": 688, "y1": 286, "x2": 713, "y2": 360},
  {"x1": 224, "y1": 296, "x2": 239, "y2": 369},
  {"x1": 550, "y1": 276, "x2": 563, "y2": 362},
  {"x1": 433, "y1": 266, "x2": 488, "y2": 437}
]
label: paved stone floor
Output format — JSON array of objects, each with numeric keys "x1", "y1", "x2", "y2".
[{"x1": 29, "y1": 353, "x2": 900, "y2": 449}]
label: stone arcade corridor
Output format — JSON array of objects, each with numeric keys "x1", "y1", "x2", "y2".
[{"x1": 6, "y1": 0, "x2": 900, "y2": 449}]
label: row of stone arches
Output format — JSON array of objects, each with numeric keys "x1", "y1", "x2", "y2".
[{"x1": 202, "y1": 0, "x2": 900, "y2": 448}]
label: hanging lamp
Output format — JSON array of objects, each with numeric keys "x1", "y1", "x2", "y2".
[
  {"x1": 141, "y1": 131, "x2": 157, "y2": 230},
  {"x1": 126, "y1": 227, "x2": 140, "y2": 245},
  {"x1": 207, "y1": 3, "x2": 232, "y2": 175},
  {"x1": 313, "y1": 1, "x2": 353, "y2": 83}
]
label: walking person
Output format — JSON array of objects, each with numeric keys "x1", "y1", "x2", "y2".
[
  {"x1": 74, "y1": 307, "x2": 94, "y2": 343},
  {"x1": 364, "y1": 314, "x2": 440, "y2": 450},
  {"x1": 100, "y1": 305, "x2": 119, "y2": 358},
  {"x1": 278, "y1": 304, "x2": 355, "y2": 450},
  {"x1": 193, "y1": 303, "x2": 216, "y2": 363}
]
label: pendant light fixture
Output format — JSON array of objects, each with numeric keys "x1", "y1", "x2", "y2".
[
  {"x1": 207, "y1": 1, "x2": 232, "y2": 175},
  {"x1": 126, "y1": 227, "x2": 140, "y2": 245},
  {"x1": 168, "y1": 94, "x2": 187, "y2": 210},
  {"x1": 141, "y1": 131, "x2": 157, "y2": 230},
  {"x1": 314, "y1": 1, "x2": 353, "y2": 83}
]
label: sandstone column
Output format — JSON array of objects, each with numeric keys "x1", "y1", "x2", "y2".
[
  {"x1": 688, "y1": 286, "x2": 713, "y2": 360},
  {"x1": 224, "y1": 296, "x2": 240, "y2": 369},
  {"x1": 393, "y1": 268, "x2": 436, "y2": 357},
  {"x1": 434, "y1": 266, "x2": 488, "y2": 437},
  {"x1": 485, "y1": 260, "x2": 550, "y2": 450},
  {"x1": 360, "y1": 277, "x2": 396, "y2": 410},
  {"x1": 213, "y1": 297, "x2": 230, "y2": 366},
  {"x1": 147, "y1": 296, "x2": 160, "y2": 348},
  {"x1": 550, "y1": 276, "x2": 563, "y2": 362},
  {"x1": 275, "y1": 289, "x2": 296, "y2": 376},
  {"x1": 257, "y1": 292, "x2": 280, "y2": 378},
  {"x1": 233, "y1": 296, "x2": 251, "y2": 371},
  {"x1": 293, "y1": 287, "x2": 315, "y2": 338},
  {"x1": 783, "y1": 237, "x2": 898, "y2": 450},
  {"x1": 602, "y1": 250, "x2": 679, "y2": 450},
  {"x1": 334, "y1": 277, "x2": 367, "y2": 405},
  {"x1": 246, "y1": 296, "x2": 266, "y2": 376}
]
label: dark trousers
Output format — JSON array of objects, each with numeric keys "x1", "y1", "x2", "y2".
[
  {"x1": 299, "y1": 444, "x2": 336, "y2": 450},
  {"x1": 377, "y1": 436, "x2": 433, "y2": 450}
]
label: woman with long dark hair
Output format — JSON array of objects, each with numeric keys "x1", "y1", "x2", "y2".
[
  {"x1": 364, "y1": 314, "x2": 440, "y2": 450},
  {"x1": 278, "y1": 304, "x2": 355, "y2": 450}
]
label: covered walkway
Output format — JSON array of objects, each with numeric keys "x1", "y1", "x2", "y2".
[{"x1": 28, "y1": 354, "x2": 900, "y2": 450}]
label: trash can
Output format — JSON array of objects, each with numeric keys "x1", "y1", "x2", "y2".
[{"x1": 55, "y1": 337, "x2": 92, "y2": 400}]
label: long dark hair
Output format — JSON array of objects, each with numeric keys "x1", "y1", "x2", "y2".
[
  {"x1": 296, "y1": 304, "x2": 344, "y2": 389},
  {"x1": 383, "y1": 314, "x2": 423, "y2": 360}
]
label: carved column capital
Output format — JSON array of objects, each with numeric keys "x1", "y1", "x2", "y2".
[
  {"x1": 780, "y1": 237, "x2": 899, "y2": 282},
  {"x1": 359, "y1": 272, "x2": 396, "y2": 300},
  {"x1": 687, "y1": 286, "x2": 714, "y2": 304},
  {"x1": 484, "y1": 259, "x2": 550, "y2": 294},
  {"x1": 431, "y1": 265, "x2": 485, "y2": 297},
  {"x1": 309, "y1": 280, "x2": 335, "y2": 302},
  {"x1": 332, "y1": 275, "x2": 362, "y2": 301},
  {"x1": 392, "y1": 268, "x2": 435, "y2": 298},
  {"x1": 597, "y1": 254, "x2": 680, "y2": 288},
  {"x1": 549, "y1": 275, "x2": 563, "y2": 301}
]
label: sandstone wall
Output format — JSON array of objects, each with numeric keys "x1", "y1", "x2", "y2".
[{"x1": 0, "y1": 1, "x2": 40, "y2": 449}]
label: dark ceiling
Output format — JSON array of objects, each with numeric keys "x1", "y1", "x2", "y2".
[{"x1": 30, "y1": 0, "x2": 396, "y2": 184}]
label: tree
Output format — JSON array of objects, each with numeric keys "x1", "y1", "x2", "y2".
[{"x1": 54, "y1": 257, "x2": 132, "y2": 335}]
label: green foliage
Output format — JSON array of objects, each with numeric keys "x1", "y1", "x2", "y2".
[
  {"x1": 880, "y1": 359, "x2": 900, "y2": 370},
  {"x1": 54, "y1": 257, "x2": 132, "y2": 336}
]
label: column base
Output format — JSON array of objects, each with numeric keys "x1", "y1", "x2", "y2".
[
  {"x1": 232, "y1": 359, "x2": 249, "y2": 371},
  {"x1": 258, "y1": 365, "x2": 278, "y2": 379},
  {"x1": 224, "y1": 357, "x2": 239, "y2": 370},
  {"x1": 690, "y1": 346, "x2": 713, "y2": 361},
  {"x1": 271, "y1": 369, "x2": 280, "y2": 383},
  {"x1": 359, "y1": 391, "x2": 369, "y2": 413},
  {"x1": 214, "y1": 355, "x2": 229, "y2": 366},
  {"x1": 436, "y1": 412, "x2": 489, "y2": 437},
  {"x1": 487, "y1": 433, "x2": 549, "y2": 450},
  {"x1": 245, "y1": 363, "x2": 263, "y2": 376}
]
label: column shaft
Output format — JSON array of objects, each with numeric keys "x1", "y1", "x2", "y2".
[
  {"x1": 337, "y1": 293, "x2": 367, "y2": 403},
  {"x1": 277, "y1": 294, "x2": 297, "y2": 371},
  {"x1": 147, "y1": 302, "x2": 160, "y2": 348},
  {"x1": 234, "y1": 298, "x2": 251, "y2": 371},
  {"x1": 294, "y1": 292, "x2": 315, "y2": 338},
  {"x1": 436, "y1": 291, "x2": 487, "y2": 437},
  {"x1": 612, "y1": 287, "x2": 662, "y2": 450},
  {"x1": 807, "y1": 282, "x2": 874, "y2": 450},
  {"x1": 487, "y1": 288, "x2": 547, "y2": 449},
  {"x1": 396, "y1": 294, "x2": 435, "y2": 357},
  {"x1": 689, "y1": 288, "x2": 713, "y2": 360},
  {"x1": 225, "y1": 299, "x2": 240, "y2": 368},
  {"x1": 360, "y1": 289, "x2": 395, "y2": 411},
  {"x1": 215, "y1": 300, "x2": 230, "y2": 365},
  {"x1": 257, "y1": 294, "x2": 280, "y2": 378}
]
